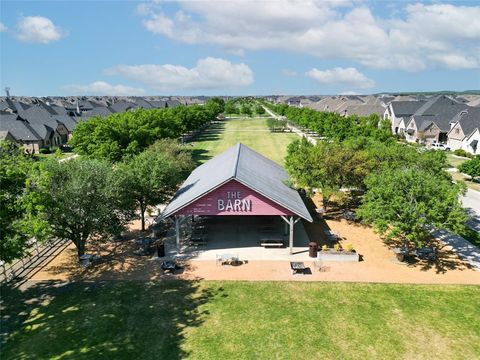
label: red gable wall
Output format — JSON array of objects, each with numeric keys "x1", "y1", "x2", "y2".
[{"x1": 176, "y1": 179, "x2": 294, "y2": 216}]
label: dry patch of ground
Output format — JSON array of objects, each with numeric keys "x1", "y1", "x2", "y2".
[{"x1": 29, "y1": 218, "x2": 480, "y2": 285}]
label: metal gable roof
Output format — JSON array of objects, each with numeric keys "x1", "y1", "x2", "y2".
[{"x1": 158, "y1": 143, "x2": 313, "y2": 222}]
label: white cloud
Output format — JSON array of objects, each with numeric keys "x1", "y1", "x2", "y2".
[
  {"x1": 105, "y1": 57, "x2": 254, "y2": 91},
  {"x1": 0, "y1": 22, "x2": 7, "y2": 32},
  {"x1": 63, "y1": 81, "x2": 146, "y2": 96},
  {"x1": 138, "y1": 1, "x2": 480, "y2": 71},
  {"x1": 282, "y1": 69, "x2": 297, "y2": 77},
  {"x1": 16, "y1": 16, "x2": 64, "y2": 43},
  {"x1": 306, "y1": 67, "x2": 375, "y2": 88},
  {"x1": 428, "y1": 54, "x2": 479, "y2": 70}
]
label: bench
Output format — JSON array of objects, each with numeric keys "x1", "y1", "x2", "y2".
[
  {"x1": 260, "y1": 242, "x2": 283, "y2": 248},
  {"x1": 260, "y1": 238, "x2": 284, "y2": 247}
]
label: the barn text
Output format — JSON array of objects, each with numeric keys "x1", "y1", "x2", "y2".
[{"x1": 217, "y1": 191, "x2": 252, "y2": 211}]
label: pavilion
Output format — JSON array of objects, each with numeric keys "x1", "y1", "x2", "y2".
[{"x1": 157, "y1": 143, "x2": 313, "y2": 254}]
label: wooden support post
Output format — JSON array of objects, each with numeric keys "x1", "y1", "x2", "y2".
[
  {"x1": 289, "y1": 216, "x2": 294, "y2": 254},
  {"x1": 175, "y1": 216, "x2": 181, "y2": 252}
]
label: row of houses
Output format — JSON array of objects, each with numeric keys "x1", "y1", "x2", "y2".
[
  {"x1": 385, "y1": 95, "x2": 480, "y2": 155},
  {"x1": 0, "y1": 96, "x2": 201, "y2": 153},
  {"x1": 269, "y1": 94, "x2": 480, "y2": 155}
]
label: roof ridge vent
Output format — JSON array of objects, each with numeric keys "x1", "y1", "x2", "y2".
[{"x1": 233, "y1": 143, "x2": 242, "y2": 178}]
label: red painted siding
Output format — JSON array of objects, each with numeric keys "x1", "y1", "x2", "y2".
[{"x1": 177, "y1": 179, "x2": 294, "y2": 216}]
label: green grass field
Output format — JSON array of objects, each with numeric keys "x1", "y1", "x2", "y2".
[
  {"x1": 190, "y1": 118, "x2": 298, "y2": 165},
  {"x1": 2, "y1": 281, "x2": 479, "y2": 360}
]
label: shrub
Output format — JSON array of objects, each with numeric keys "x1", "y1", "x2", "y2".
[
  {"x1": 344, "y1": 243, "x2": 354, "y2": 252},
  {"x1": 334, "y1": 243, "x2": 341, "y2": 251},
  {"x1": 458, "y1": 157, "x2": 480, "y2": 178},
  {"x1": 321, "y1": 244, "x2": 329, "y2": 251},
  {"x1": 453, "y1": 149, "x2": 473, "y2": 158},
  {"x1": 39, "y1": 147, "x2": 51, "y2": 154}
]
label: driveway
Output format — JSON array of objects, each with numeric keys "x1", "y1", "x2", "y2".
[{"x1": 461, "y1": 188, "x2": 480, "y2": 232}]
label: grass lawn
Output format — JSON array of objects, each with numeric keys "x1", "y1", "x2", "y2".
[
  {"x1": 450, "y1": 171, "x2": 480, "y2": 192},
  {"x1": 2, "y1": 281, "x2": 479, "y2": 360},
  {"x1": 191, "y1": 117, "x2": 298, "y2": 165},
  {"x1": 446, "y1": 153, "x2": 469, "y2": 169},
  {"x1": 33, "y1": 152, "x2": 75, "y2": 161}
]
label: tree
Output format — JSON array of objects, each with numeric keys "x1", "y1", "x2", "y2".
[
  {"x1": 285, "y1": 139, "x2": 374, "y2": 209},
  {"x1": 0, "y1": 141, "x2": 33, "y2": 263},
  {"x1": 205, "y1": 97, "x2": 225, "y2": 117},
  {"x1": 240, "y1": 104, "x2": 252, "y2": 117},
  {"x1": 70, "y1": 106, "x2": 214, "y2": 162},
  {"x1": 116, "y1": 140, "x2": 194, "y2": 231},
  {"x1": 255, "y1": 104, "x2": 266, "y2": 115},
  {"x1": 357, "y1": 168, "x2": 467, "y2": 247},
  {"x1": 224, "y1": 101, "x2": 237, "y2": 116},
  {"x1": 27, "y1": 158, "x2": 135, "y2": 259},
  {"x1": 459, "y1": 157, "x2": 480, "y2": 178}
]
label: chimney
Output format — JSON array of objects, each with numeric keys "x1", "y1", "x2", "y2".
[{"x1": 5, "y1": 87, "x2": 10, "y2": 98}]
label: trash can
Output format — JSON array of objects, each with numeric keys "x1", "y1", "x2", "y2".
[
  {"x1": 309, "y1": 242, "x2": 318, "y2": 258},
  {"x1": 157, "y1": 243, "x2": 165, "y2": 258}
]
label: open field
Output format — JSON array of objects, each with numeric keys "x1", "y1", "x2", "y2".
[
  {"x1": 191, "y1": 117, "x2": 298, "y2": 165},
  {"x1": 2, "y1": 281, "x2": 479, "y2": 360}
]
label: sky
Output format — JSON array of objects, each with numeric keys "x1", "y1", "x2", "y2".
[{"x1": 1, "y1": 0, "x2": 480, "y2": 96}]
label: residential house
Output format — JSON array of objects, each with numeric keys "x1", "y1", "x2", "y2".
[
  {"x1": 109, "y1": 100, "x2": 139, "y2": 113},
  {"x1": 404, "y1": 96, "x2": 468, "y2": 144},
  {"x1": 447, "y1": 107, "x2": 480, "y2": 155},
  {"x1": 384, "y1": 100, "x2": 426, "y2": 135},
  {"x1": 17, "y1": 106, "x2": 70, "y2": 147},
  {"x1": 0, "y1": 112, "x2": 43, "y2": 153}
]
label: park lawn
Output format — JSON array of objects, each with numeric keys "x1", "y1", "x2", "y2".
[
  {"x1": 2, "y1": 281, "x2": 479, "y2": 360},
  {"x1": 191, "y1": 117, "x2": 298, "y2": 165}
]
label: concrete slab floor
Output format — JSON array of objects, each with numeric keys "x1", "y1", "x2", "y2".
[{"x1": 163, "y1": 216, "x2": 317, "y2": 262}]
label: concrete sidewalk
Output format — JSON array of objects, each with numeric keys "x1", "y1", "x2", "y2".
[
  {"x1": 461, "y1": 188, "x2": 480, "y2": 232},
  {"x1": 432, "y1": 228, "x2": 480, "y2": 271}
]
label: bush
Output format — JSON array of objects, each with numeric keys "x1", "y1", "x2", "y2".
[
  {"x1": 38, "y1": 147, "x2": 51, "y2": 154},
  {"x1": 453, "y1": 149, "x2": 473, "y2": 158},
  {"x1": 334, "y1": 243, "x2": 341, "y2": 251},
  {"x1": 321, "y1": 244, "x2": 328, "y2": 251},
  {"x1": 344, "y1": 243, "x2": 354, "y2": 252},
  {"x1": 458, "y1": 157, "x2": 480, "y2": 178}
]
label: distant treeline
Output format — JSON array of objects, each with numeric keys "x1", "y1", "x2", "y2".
[
  {"x1": 70, "y1": 98, "x2": 224, "y2": 162},
  {"x1": 264, "y1": 103, "x2": 392, "y2": 142}
]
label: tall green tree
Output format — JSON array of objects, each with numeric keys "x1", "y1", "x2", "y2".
[
  {"x1": 205, "y1": 97, "x2": 225, "y2": 117},
  {"x1": 0, "y1": 141, "x2": 33, "y2": 263},
  {"x1": 285, "y1": 138, "x2": 374, "y2": 208},
  {"x1": 357, "y1": 168, "x2": 467, "y2": 247},
  {"x1": 240, "y1": 104, "x2": 252, "y2": 117},
  {"x1": 224, "y1": 100, "x2": 237, "y2": 116},
  {"x1": 116, "y1": 140, "x2": 194, "y2": 231},
  {"x1": 27, "y1": 158, "x2": 135, "y2": 259}
]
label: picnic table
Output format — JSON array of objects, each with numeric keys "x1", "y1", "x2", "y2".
[
  {"x1": 290, "y1": 262, "x2": 306, "y2": 275},
  {"x1": 161, "y1": 260, "x2": 181, "y2": 273},
  {"x1": 216, "y1": 253, "x2": 239, "y2": 266},
  {"x1": 415, "y1": 247, "x2": 436, "y2": 261}
]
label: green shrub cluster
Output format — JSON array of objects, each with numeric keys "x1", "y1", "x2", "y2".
[{"x1": 453, "y1": 149, "x2": 474, "y2": 158}]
